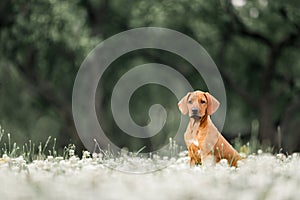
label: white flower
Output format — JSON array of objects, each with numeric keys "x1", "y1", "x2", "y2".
[
  {"x1": 82, "y1": 151, "x2": 90, "y2": 159},
  {"x1": 69, "y1": 149, "x2": 75, "y2": 157}
]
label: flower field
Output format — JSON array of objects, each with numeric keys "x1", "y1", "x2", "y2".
[{"x1": 0, "y1": 151, "x2": 299, "y2": 200}]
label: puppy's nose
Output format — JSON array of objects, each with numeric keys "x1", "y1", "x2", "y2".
[{"x1": 191, "y1": 107, "x2": 198, "y2": 115}]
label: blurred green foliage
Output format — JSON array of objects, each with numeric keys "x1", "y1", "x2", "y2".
[{"x1": 0, "y1": 0, "x2": 299, "y2": 153}]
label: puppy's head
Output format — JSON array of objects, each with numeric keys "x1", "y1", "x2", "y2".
[{"x1": 178, "y1": 91, "x2": 220, "y2": 119}]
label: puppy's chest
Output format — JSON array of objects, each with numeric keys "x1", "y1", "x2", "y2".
[{"x1": 185, "y1": 123, "x2": 207, "y2": 148}]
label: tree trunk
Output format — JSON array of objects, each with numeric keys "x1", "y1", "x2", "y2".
[{"x1": 258, "y1": 97, "x2": 276, "y2": 149}]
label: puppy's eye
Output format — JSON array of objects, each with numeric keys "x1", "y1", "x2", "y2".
[
  {"x1": 201, "y1": 100, "x2": 206, "y2": 104},
  {"x1": 188, "y1": 100, "x2": 192, "y2": 104}
]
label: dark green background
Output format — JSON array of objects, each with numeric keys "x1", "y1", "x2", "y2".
[{"x1": 0, "y1": 0, "x2": 299, "y2": 153}]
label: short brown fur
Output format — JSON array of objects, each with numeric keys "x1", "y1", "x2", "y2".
[{"x1": 178, "y1": 91, "x2": 241, "y2": 167}]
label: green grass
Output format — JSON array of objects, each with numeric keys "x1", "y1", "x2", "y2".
[
  {"x1": 0, "y1": 122, "x2": 283, "y2": 167},
  {"x1": 0, "y1": 125, "x2": 77, "y2": 163}
]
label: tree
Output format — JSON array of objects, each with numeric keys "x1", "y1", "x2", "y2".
[
  {"x1": 0, "y1": 0, "x2": 97, "y2": 150},
  {"x1": 1, "y1": 0, "x2": 300, "y2": 153}
]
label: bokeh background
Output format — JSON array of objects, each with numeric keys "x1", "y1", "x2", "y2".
[{"x1": 0, "y1": 0, "x2": 299, "y2": 154}]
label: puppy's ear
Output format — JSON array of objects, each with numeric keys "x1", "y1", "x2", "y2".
[
  {"x1": 178, "y1": 93, "x2": 190, "y2": 115},
  {"x1": 205, "y1": 92, "x2": 220, "y2": 115}
]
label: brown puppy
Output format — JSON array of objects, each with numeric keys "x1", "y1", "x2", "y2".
[{"x1": 178, "y1": 91, "x2": 241, "y2": 167}]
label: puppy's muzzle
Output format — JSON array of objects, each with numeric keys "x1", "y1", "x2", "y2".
[{"x1": 191, "y1": 107, "x2": 200, "y2": 119}]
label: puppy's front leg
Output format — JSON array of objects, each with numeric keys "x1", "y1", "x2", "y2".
[{"x1": 188, "y1": 144, "x2": 201, "y2": 166}]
